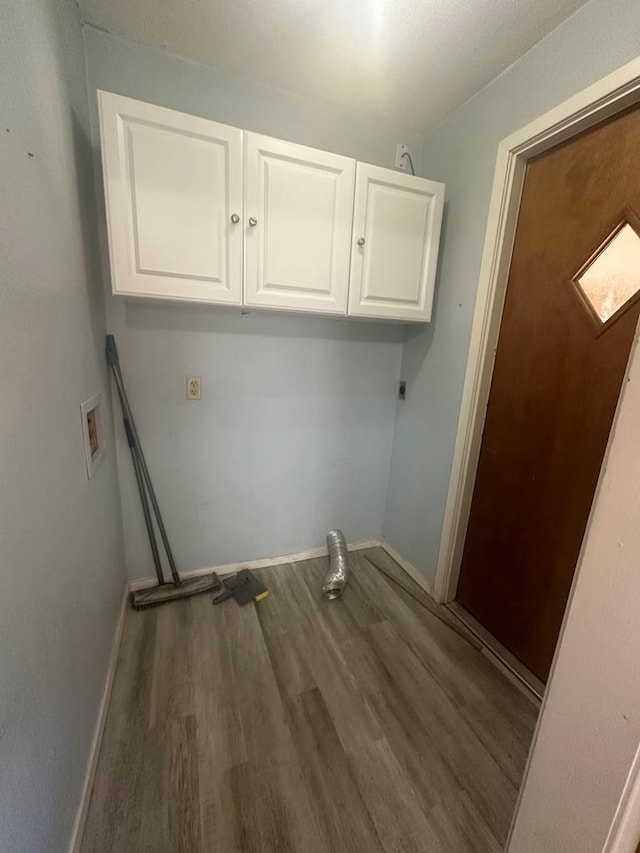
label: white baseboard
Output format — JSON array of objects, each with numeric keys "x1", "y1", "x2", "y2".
[
  {"x1": 378, "y1": 537, "x2": 433, "y2": 597},
  {"x1": 68, "y1": 584, "x2": 128, "y2": 853},
  {"x1": 128, "y1": 537, "x2": 433, "y2": 599},
  {"x1": 128, "y1": 537, "x2": 383, "y2": 592}
]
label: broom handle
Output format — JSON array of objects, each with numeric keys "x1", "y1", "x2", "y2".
[
  {"x1": 124, "y1": 415, "x2": 165, "y2": 586},
  {"x1": 106, "y1": 335, "x2": 181, "y2": 586}
]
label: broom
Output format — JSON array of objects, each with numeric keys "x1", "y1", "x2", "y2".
[{"x1": 106, "y1": 335, "x2": 220, "y2": 609}]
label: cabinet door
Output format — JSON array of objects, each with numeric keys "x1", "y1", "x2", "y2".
[
  {"x1": 244, "y1": 134, "x2": 355, "y2": 314},
  {"x1": 348, "y1": 164, "x2": 445, "y2": 321},
  {"x1": 98, "y1": 91, "x2": 243, "y2": 304}
]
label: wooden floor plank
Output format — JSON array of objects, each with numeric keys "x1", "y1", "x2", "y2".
[
  {"x1": 168, "y1": 715, "x2": 201, "y2": 853},
  {"x1": 190, "y1": 594, "x2": 249, "y2": 846},
  {"x1": 190, "y1": 592, "x2": 247, "y2": 772},
  {"x1": 215, "y1": 751, "x2": 328, "y2": 853},
  {"x1": 350, "y1": 551, "x2": 488, "y2": 708},
  {"x1": 347, "y1": 737, "x2": 447, "y2": 853},
  {"x1": 342, "y1": 622, "x2": 463, "y2": 811},
  {"x1": 80, "y1": 549, "x2": 537, "y2": 853},
  {"x1": 223, "y1": 598, "x2": 296, "y2": 760},
  {"x1": 132, "y1": 724, "x2": 169, "y2": 853},
  {"x1": 360, "y1": 546, "x2": 467, "y2": 644},
  {"x1": 214, "y1": 590, "x2": 329, "y2": 853},
  {"x1": 286, "y1": 687, "x2": 384, "y2": 853},
  {"x1": 80, "y1": 608, "x2": 158, "y2": 853},
  {"x1": 365, "y1": 619, "x2": 518, "y2": 841},
  {"x1": 429, "y1": 789, "x2": 503, "y2": 853},
  {"x1": 149, "y1": 598, "x2": 194, "y2": 727},
  {"x1": 259, "y1": 563, "x2": 385, "y2": 754}
]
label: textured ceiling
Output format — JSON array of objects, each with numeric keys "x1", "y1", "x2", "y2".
[{"x1": 79, "y1": 0, "x2": 588, "y2": 132}]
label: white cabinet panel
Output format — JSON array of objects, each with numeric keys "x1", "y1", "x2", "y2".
[
  {"x1": 244, "y1": 134, "x2": 355, "y2": 314},
  {"x1": 98, "y1": 91, "x2": 445, "y2": 323},
  {"x1": 348, "y1": 164, "x2": 445, "y2": 321},
  {"x1": 98, "y1": 91, "x2": 243, "y2": 304}
]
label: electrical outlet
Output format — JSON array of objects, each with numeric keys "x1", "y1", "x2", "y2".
[
  {"x1": 186, "y1": 375, "x2": 202, "y2": 400},
  {"x1": 395, "y1": 143, "x2": 410, "y2": 172}
]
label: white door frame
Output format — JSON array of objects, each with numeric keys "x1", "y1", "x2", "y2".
[
  {"x1": 602, "y1": 742, "x2": 640, "y2": 853},
  {"x1": 432, "y1": 55, "x2": 640, "y2": 605}
]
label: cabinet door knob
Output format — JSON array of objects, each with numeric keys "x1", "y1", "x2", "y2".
[
  {"x1": 230, "y1": 213, "x2": 240, "y2": 224},
  {"x1": 248, "y1": 217, "x2": 258, "y2": 227},
  {"x1": 357, "y1": 237, "x2": 366, "y2": 246}
]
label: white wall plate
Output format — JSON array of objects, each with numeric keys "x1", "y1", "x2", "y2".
[{"x1": 81, "y1": 392, "x2": 106, "y2": 479}]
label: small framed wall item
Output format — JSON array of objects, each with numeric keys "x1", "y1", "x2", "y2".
[{"x1": 81, "y1": 392, "x2": 106, "y2": 479}]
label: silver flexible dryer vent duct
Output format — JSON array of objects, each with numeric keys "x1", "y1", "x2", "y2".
[{"x1": 322, "y1": 529, "x2": 350, "y2": 599}]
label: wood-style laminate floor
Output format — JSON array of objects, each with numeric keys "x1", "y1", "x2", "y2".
[{"x1": 80, "y1": 547, "x2": 538, "y2": 853}]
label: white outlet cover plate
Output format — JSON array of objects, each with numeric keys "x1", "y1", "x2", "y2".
[
  {"x1": 187, "y1": 375, "x2": 203, "y2": 400},
  {"x1": 395, "y1": 143, "x2": 410, "y2": 171}
]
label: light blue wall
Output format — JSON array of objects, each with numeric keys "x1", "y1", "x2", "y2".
[
  {"x1": 383, "y1": 0, "x2": 640, "y2": 584},
  {"x1": 83, "y1": 28, "x2": 420, "y2": 579},
  {"x1": 83, "y1": 27, "x2": 424, "y2": 170},
  {"x1": 0, "y1": 1, "x2": 126, "y2": 851}
]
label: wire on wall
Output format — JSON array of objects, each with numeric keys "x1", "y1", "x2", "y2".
[{"x1": 401, "y1": 151, "x2": 415, "y2": 175}]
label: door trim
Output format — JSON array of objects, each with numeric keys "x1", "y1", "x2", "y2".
[
  {"x1": 433, "y1": 55, "x2": 640, "y2": 605},
  {"x1": 447, "y1": 601, "x2": 545, "y2": 700},
  {"x1": 602, "y1": 741, "x2": 640, "y2": 853}
]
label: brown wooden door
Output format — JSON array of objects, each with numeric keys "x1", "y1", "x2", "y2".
[{"x1": 456, "y1": 105, "x2": 640, "y2": 683}]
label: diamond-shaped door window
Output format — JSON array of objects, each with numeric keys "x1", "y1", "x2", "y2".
[{"x1": 576, "y1": 223, "x2": 640, "y2": 325}]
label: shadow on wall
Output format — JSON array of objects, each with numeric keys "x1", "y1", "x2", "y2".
[
  {"x1": 382, "y1": 199, "x2": 456, "y2": 581},
  {"x1": 123, "y1": 299, "x2": 405, "y2": 345},
  {"x1": 71, "y1": 111, "x2": 108, "y2": 356},
  {"x1": 116, "y1": 204, "x2": 456, "y2": 349},
  {"x1": 400, "y1": 199, "x2": 450, "y2": 386}
]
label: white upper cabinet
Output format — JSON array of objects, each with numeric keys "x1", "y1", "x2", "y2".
[
  {"x1": 348, "y1": 163, "x2": 445, "y2": 322},
  {"x1": 98, "y1": 91, "x2": 243, "y2": 304},
  {"x1": 98, "y1": 91, "x2": 445, "y2": 322},
  {"x1": 244, "y1": 133, "x2": 355, "y2": 315}
]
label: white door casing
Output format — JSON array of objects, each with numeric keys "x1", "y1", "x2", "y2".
[
  {"x1": 244, "y1": 133, "x2": 355, "y2": 314},
  {"x1": 98, "y1": 91, "x2": 243, "y2": 304},
  {"x1": 348, "y1": 164, "x2": 445, "y2": 321}
]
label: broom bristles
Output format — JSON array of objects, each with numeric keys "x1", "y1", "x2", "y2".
[{"x1": 130, "y1": 573, "x2": 221, "y2": 610}]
